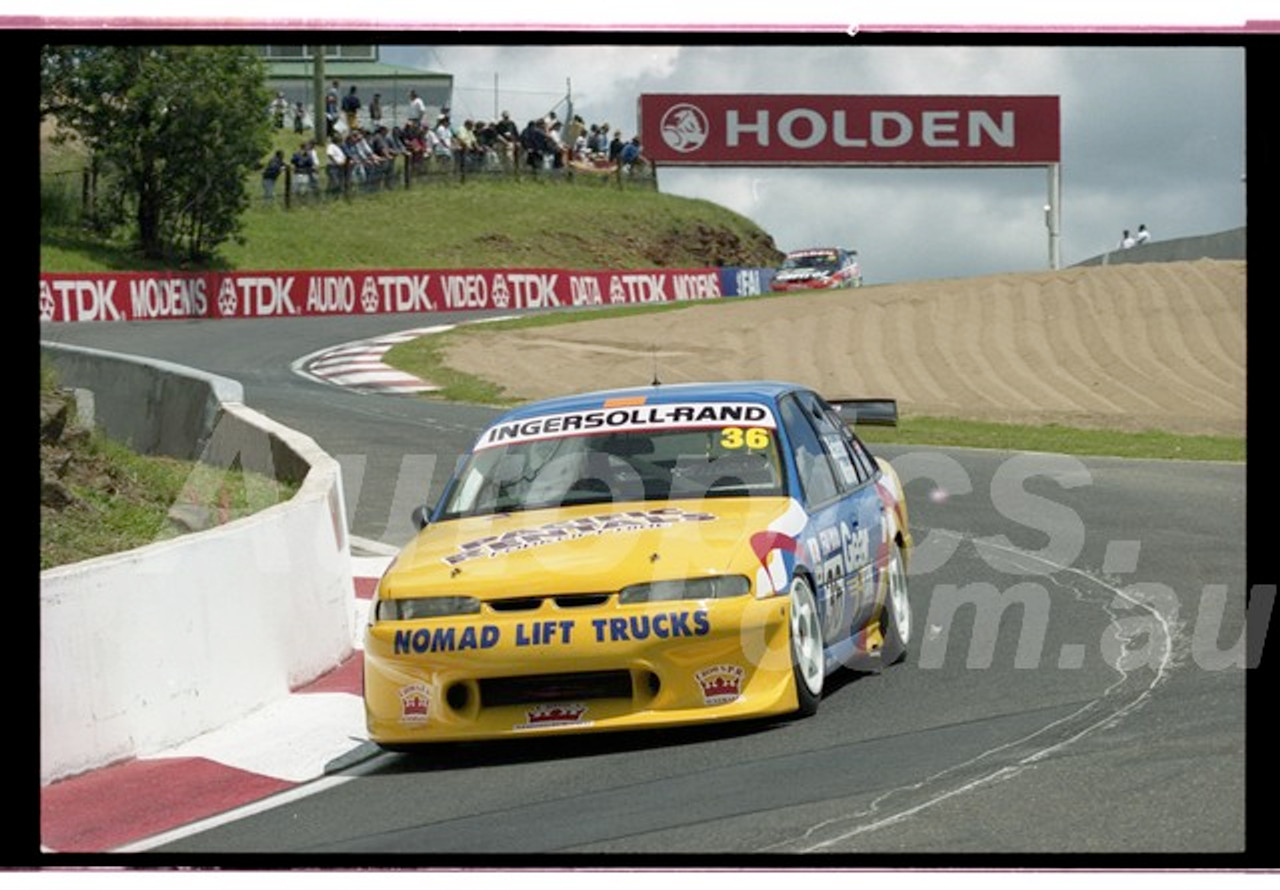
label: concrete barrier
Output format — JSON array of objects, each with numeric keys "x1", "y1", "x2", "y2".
[{"x1": 40, "y1": 343, "x2": 354, "y2": 785}]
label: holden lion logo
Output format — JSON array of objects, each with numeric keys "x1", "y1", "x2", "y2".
[{"x1": 660, "y1": 103, "x2": 710, "y2": 153}]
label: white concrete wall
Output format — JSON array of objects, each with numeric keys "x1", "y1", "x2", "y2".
[{"x1": 40, "y1": 363, "x2": 354, "y2": 785}]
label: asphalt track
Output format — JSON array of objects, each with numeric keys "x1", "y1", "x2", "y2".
[{"x1": 37, "y1": 311, "x2": 1253, "y2": 862}]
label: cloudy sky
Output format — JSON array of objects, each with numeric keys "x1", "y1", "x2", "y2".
[{"x1": 380, "y1": 41, "x2": 1247, "y2": 285}]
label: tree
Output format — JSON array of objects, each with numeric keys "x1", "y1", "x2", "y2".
[{"x1": 41, "y1": 45, "x2": 274, "y2": 263}]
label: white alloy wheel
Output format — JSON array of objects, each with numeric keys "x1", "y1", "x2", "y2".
[{"x1": 789, "y1": 575, "x2": 824, "y2": 714}]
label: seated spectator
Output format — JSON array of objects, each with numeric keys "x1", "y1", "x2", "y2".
[{"x1": 400, "y1": 122, "x2": 426, "y2": 174}]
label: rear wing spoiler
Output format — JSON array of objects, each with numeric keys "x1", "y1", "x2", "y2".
[{"x1": 828, "y1": 398, "x2": 899, "y2": 427}]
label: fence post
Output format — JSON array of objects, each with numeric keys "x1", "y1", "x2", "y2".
[{"x1": 283, "y1": 167, "x2": 292, "y2": 210}]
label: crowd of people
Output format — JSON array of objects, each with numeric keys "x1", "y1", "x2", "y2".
[{"x1": 261, "y1": 83, "x2": 648, "y2": 201}]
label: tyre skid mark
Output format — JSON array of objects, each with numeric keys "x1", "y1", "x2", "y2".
[{"x1": 764, "y1": 527, "x2": 1181, "y2": 852}]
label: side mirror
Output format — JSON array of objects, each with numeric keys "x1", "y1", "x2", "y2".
[{"x1": 410, "y1": 505, "x2": 431, "y2": 530}]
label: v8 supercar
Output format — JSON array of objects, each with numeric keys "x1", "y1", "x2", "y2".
[
  {"x1": 363, "y1": 381, "x2": 911, "y2": 747},
  {"x1": 770, "y1": 247, "x2": 862, "y2": 292}
]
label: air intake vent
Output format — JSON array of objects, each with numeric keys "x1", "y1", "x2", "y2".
[{"x1": 480, "y1": 670, "x2": 634, "y2": 707}]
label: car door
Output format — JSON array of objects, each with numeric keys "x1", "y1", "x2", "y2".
[
  {"x1": 798, "y1": 390, "x2": 886, "y2": 640},
  {"x1": 776, "y1": 391, "x2": 884, "y2": 653}
]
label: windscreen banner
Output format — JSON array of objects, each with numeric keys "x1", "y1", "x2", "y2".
[
  {"x1": 640, "y1": 94, "x2": 1061, "y2": 166},
  {"x1": 39, "y1": 267, "x2": 774, "y2": 323}
]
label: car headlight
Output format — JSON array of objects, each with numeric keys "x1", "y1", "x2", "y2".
[
  {"x1": 374, "y1": 596, "x2": 481, "y2": 622},
  {"x1": 618, "y1": 575, "x2": 751, "y2": 604}
]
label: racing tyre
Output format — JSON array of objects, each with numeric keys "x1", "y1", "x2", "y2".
[
  {"x1": 788, "y1": 574, "x2": 824, "y2": 717},
  {"x1": 879, "y1": 544, "x2": 911, "y2": 666}
]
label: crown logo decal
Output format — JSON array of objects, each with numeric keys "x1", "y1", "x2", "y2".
[
  {"x1": 696, "y1": 665, "x2": 745, "y2": 705},
  {"x1": 398, "y1": 683, "x2": 431, "y2": 724}
]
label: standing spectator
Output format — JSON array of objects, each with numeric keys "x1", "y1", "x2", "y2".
[
  {"x1": 292, "y1": 100, "x2": 306, "y2": 134},
  {"x1": 434, "y1": 115, "x2": 455, "y2": 168},
  {"x1": 261, "y1": 149, "x2": 285, "y2": 200},
  {"x1": 609, "y1": 130, "x2": 625, "y2": 164},
  {"x1": 369, "y1": 93, "x2": 383, "y2": 128},
  {"x1": 291, "y1": 141, "x2": 317, "y2": 195},
  {"x1": 1119, "y1": 229, "x2": 1136, "y2": 250},
  {"x1": 592, "y1": 123, "x2": 611, "y2": 155},
  {"x1": 547, "y1": 121, "x2": 566, "y2": 169},
  {"x1": 408, "y1": 89, "x2": 427, "y2": 127},
  {"x1": 269, "y1": 92, "x2": 288, "y2": 129},
  {"x1": 325, "y1": 80, "x2": 340, "y2": 137},
  {"x1": 620, "y1": 136, "x2": 644, "y2": 173},
  {"x1": 342, "y1": 86, "x2": 361, "y2": 132},
  {"x1": 1135, "y1": 224, "x2": 1151, "y2": 245}
]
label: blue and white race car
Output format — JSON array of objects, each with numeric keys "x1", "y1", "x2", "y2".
[{"x1": 771, "y1": 247, "x2": 862, "y2": 292}]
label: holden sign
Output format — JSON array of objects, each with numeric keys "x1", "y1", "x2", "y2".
[{"x1": 639, "y1": 94, "x2": 1060, "y2": 166}]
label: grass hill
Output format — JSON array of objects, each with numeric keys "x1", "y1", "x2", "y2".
[{"x1": 40, "y1": 165, "x2": 786, "y2": 273}]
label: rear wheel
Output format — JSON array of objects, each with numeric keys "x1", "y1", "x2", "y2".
[
  {"x1": 788, "y1": 575, "x2": 824, "y2": 716},
  {"x1": 879, "y1": 545, "x2": 911, "y2": 666}
]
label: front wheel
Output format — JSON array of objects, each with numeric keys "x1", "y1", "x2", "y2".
[
  {"x1": 788, "y1": 575, "x2": 825, "y2": 716},
  {"x1": 879, "y1": 545, "x2": 911, "y2": 666}
]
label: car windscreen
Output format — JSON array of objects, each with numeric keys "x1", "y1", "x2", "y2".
[
  {"x1": 781, "y1": 251, "x2": 839, "y2": 270},
  {"x1": 439, "y1": 419, "x2": 787, "y2": 519}
]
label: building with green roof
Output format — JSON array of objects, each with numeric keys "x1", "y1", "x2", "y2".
[{"x1": 261, "y1": 45, "x2": 452, "y2": 134}]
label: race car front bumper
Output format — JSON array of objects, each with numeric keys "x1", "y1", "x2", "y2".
[{"x1": 363, "y1": 594, "x2": 797, "y2": 744}]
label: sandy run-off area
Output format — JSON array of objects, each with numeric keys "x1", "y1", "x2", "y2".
[{"x1": 442, "y1": 259, "x2": 1245, "y2": 438}]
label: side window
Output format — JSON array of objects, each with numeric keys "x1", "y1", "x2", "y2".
[
  {"x1": 846, "y1": 431, "x2": 880, "y2": 482},
  {"x1": 797, "y1": 391, "x2": 863, "y2": 491},
  {"x1": 778, "y1": 394, "x2": 841, "y2": 506}
]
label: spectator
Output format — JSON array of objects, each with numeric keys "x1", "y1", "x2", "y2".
[
  {"x1": 1119, "y1": 229, "x2": 1136, "y2": 250},
  {"x1": 350, "y1": 128, "x2": 386, "y2": 185},
  {"x1": 1135, "y1": 224, "x2": 1151, "y2": 245},
  {"x1": 408, "y1": 89, "x2": 427, "y2": 127},
  {"x1": 592, "y1": 123, "x2": 611, "y2": 156},
  {"x1": 369, "y1": 126, "x2": 398, "y2": 183},
  {"x1": 495, "y1": 110, "x2": 519, "y2": 166},
  {"x1": 292, "y1": 100, "x2": 306, "y2": 134},
  {"x1": 455, "y1": 119, "x2": 480, "y2": 170},
  {"x1": 609, "y1": 130, "x2": 625, "y2": 163},
  {"x1": 434, "y1": 115, "x2": 455, "y2": 168},
  {"x1": 324, "y1": 136, "x2": 348, "y2": 191},
  {"x1": 521, "y1": 119, "x2": 544, "y2": 172},
  {"x1": 369, "y1": 93, "x2": 382, "y2": 128},
  {"x1": 566, "y1": 114, "x2": 587, "y2": 150},
  {"x1": 342, "y1": 131, "x2": 366, "y2": 184},
  {"x1": 341, "y1": 86, "x2": 361, "y2": 132},
  {"x1": 401, "y1": 121, "x2": 426, "y2": 173},
  {"x1": 547, "y1": 121, "x2": 566, "y2": 169},
  {"x1": 290, "y1": 141, "x2": 318, "y2": 195},
  {"x1": 325, "y1": 80, "x2": 340, "y2": 137},
  {"x1": 269, "y1": 92, "x2": 288, "y2": 129},
  {"x1": 261, "y1": 149, "x2": 285, "y2": 200},
  {"x1": 620, "y1": 135, "x2": 644, "y2": 172}
]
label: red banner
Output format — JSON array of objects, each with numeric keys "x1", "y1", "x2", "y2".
[
  {"x1": 640, "y1": 94, "x2": 1060, "y2": 166},
  {"x1": 38, "y1": 268, "x2": 729, "y2": 323}
]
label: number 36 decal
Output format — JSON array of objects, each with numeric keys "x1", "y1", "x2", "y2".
[{"x1": 720, "y1": 427, "x2": 771, "y2": 450}]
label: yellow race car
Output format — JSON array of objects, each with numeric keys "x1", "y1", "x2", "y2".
[{"x1": 364, "y1": 381, "x2": 911, "y2": 747}]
